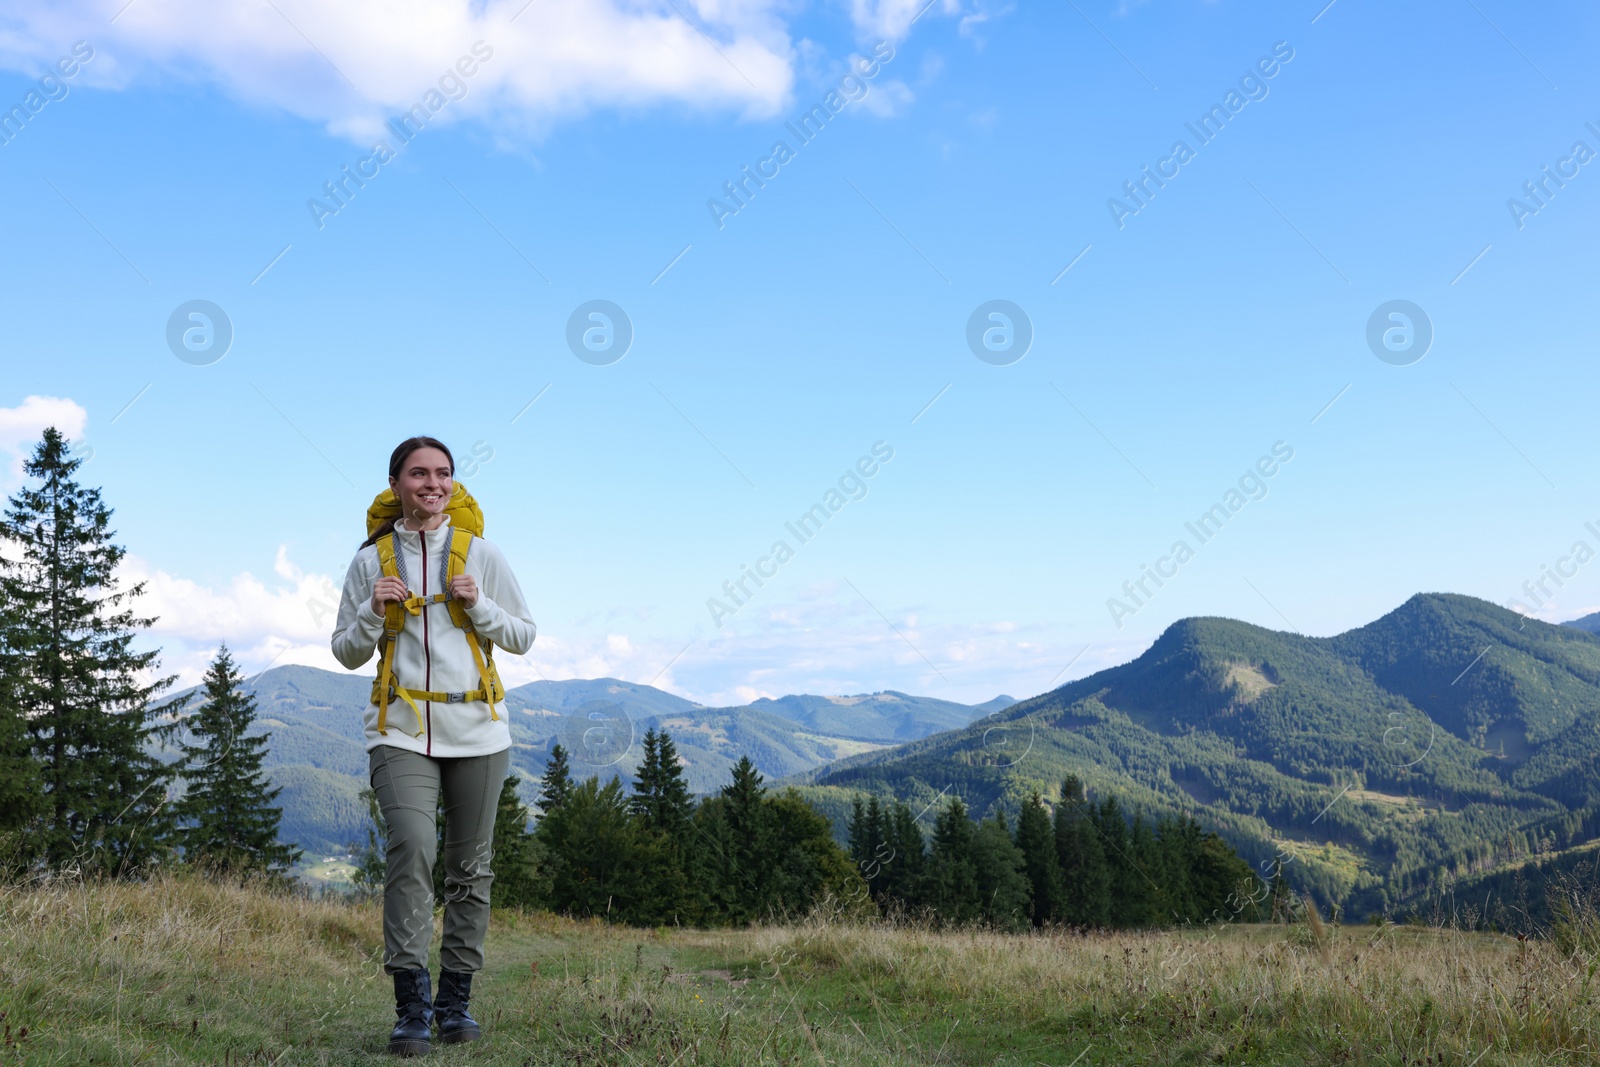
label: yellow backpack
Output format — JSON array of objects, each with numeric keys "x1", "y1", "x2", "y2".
[{"x1": 364, "y1": 483, "x2": 506, "y2": 738}]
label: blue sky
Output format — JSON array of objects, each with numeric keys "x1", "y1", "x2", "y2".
[{"x1": 2, "y1": 0, "x2": 1598, "y2": 705}]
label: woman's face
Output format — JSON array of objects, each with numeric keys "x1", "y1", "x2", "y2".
[{"x1": 390, "y1": 446, "x2": 453, "y2": 523}]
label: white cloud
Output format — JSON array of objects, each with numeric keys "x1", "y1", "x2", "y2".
[
  {"x1": 955, "y1": 0, "x2": 1009, "y2": 46},
  {"x1": 849, "y1": 0, "x2": 959, "y2": 40},
  {"x1": 0, "y1": 395, "x2": 88, "y2": 487},
  {"x1": 118, "y1": 546, "x2": 348, "y2": 689},
  {"x1": 105, "y1": 545, "x2": 693, "y2": 693},
  {"x1": 855, "y1": 77, "x2": 913, "y2": 117},
  {"x1": 107, "y1": 549, "x2": 1122, "y2": 706},
  {"x1": 0, "y1": 0, "x2": 947, "y2": 141},
  {"x1": 662, "y1": 582, "x2": 1127, "y2": 705}
]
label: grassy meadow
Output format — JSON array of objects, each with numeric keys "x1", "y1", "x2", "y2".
[{"x1": 3, "y1": 870, "x2": 1597, "y2": 1065}]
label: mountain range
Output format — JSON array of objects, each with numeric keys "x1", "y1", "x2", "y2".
[
  {"x1": 162, "y1": 592, "x2": 1600, "y2": 919},
  {"x1": 786, "y1": 593, "x2": 1600, "y2": 917},
  {"x1": 154, "y1": 666, "x2": 1013, "y2": 864}
]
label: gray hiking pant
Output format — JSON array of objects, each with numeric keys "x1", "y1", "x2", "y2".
[{"x1": 368, "y1": 744, "x2": 510, "y2": 974}]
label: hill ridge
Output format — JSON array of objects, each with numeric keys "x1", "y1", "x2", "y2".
[
  {"x1": 155, "y1": 665, "x2": 1011, "y2": 866},
  {"x1": 787, "y1": 592, "x2": 1600, "y2": 915}
]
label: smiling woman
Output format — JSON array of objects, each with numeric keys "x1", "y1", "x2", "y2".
[{"x1": 329, "y1": 433, "x2": 536, "y2": 1055}]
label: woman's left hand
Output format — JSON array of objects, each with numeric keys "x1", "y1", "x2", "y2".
[{"x1": 450, "y1": 574, "x2": 479, "y2": 609}]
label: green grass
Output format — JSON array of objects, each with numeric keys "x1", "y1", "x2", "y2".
[{"x1": 4, "y1": 868, "x2": 1598, "y2": 1065}]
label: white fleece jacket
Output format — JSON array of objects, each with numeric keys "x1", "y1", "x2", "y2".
[{"x1": 331, "y1": 515, "x2": 536, "y2": 758}]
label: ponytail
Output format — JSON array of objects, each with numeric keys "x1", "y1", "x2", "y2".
[
  {"x1": 359, "y1": 436, "x2": 455, "y2": 550},
  {"x1": 361, "y1": 517, "x2": 399, "y2": 550}
]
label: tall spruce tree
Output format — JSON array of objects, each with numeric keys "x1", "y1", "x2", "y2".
[
  {"x1": 537, "y1": 743, "x2": 572, "y2": 815},
  {"x1": 765, "y1": 788, "x2": 865, "y2": 919},
  {"x1": 0, "y1": 648, "x2": 44, "y2": 874},
  {"x1": 489, "y1": 774, "x2": 546, "y2": 911},
  {"x1": 721, "y1": 756, "x2": 771, "y2": 921},
  {"x1": 686, "y1": 794, "x2": 740, "y2": 924},
  {"x1": 972, "y1": 812, "x2": 1032, "y2": 932},
  {"x1": 171, "y1": 644, "x2": 300, "y2": 878},
  {"x1": 928, "y1": 797, "x2": 980, "y2": 925},
  {"x1": 862, "y1": 795, "x2": 888, "y2": 898},
  {"x1": 1156, "y1": 816, "x2": 1201, "y2": 923},
  {"x1": 629, "y1": 728, "x2": 694, "y2": 922},
  {"x1": 1120, "y1": 810, "x2": 1161, "y2": 927},
  {"x1": 1098, "y1": 796, "x2": 1142, "y2": 927},
  {"x1": 882, "y1": 800, "x2": 927, "y2": 912},
  {"x1": 536, "y1": 776, "x2": 646, "y2": 919},
  {"x1": 0, "y1": 428, "x2": 181, "y2": 876},
  {"x1": 1055, "y1": 776, "x2": 1110, "y2": 927},
  {"x1": 630, "y1": 729, "x2": 692, "y2": 835},
  {"x1": 848, "y1": 795, "x2": 868, "y2": 867},
  {"x1": 847, "y1": 793, "x2": 893, "y2": 904},
  {"x1": 1013, "y1": 792, "x2": 1062, "y2": 926}
]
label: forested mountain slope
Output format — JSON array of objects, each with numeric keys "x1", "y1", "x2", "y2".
[{"x1": 788, "y1": 594, "x2": 1600, "y2": 916}]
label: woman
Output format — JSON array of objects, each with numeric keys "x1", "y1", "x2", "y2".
[{"x1": 332, "y1": 435, "x2": 536, "y2": 1057}]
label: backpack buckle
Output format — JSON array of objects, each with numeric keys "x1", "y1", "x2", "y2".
[{"x1": 444, "y1": 691, "x2": 467, "y2": 703}]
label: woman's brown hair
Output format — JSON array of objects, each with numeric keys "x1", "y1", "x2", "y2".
[{"x1": 360, "y1": 436, "x2": 455, "y2": 549}]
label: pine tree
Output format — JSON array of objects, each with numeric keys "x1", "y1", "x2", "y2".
[
  {"x1": 721, "y1": 756, "x2": 770, "y2": 922},
  {"x1": 1013, "y1": 791, "x2": 1061, "y2": 926},
  {"x1": 1098, "y1": 796, "x2": 1142, "y2": 927},
  {"x1": 171, "y1": 644, "x2": 301, "y2": 878},
  {"x1": 1120, "y1": 810, "x2": 1160, "y2": 927},
  {"x1": 490, "y1": 774, "x2": 546, "y2": 911},
  {"x1": 0, "y1": 649, "x2": 44, "y2": 875},
  {"x1": 862, "y1": 795, "x2": 888, "y2": 898},
  {"x1": 973, "y1": 812, "x2": 1032, "y2": 932},
  {"x1": 538, "y1": 743, "x2": 572, "y2": 815},
  {"x1": 848, "y1": 795, "x2": 868, "y2": 868},
  {"x1": 0, "y1": 428, "x2": 182, "y2": 877},
  {"x1": 631, "y1": 729, "x2": 692, "y2": 836},
  {"x1": 847, "y1": 793, "x2": 893, "y2": 905},
  {"x1": 881, "y1": 800, "x2": 926, "y2": 914},
  {"x1": 536, "y1": 776, "x2": 646, "y2": 919},
  {"x1": 629, "y1": 728, "x2": 694, "y2": 923},
  {"x1": 765, "y1": 789, "x2": 865, "y2": 919},
  {"x1": 928, "y1": 797, "x2": 980, "y2": 925},
  {"x1": 1156, "y1": 815, "x2": 1201, "y2": 923},
  {"x1": 685, "y1": 795, "x2": 740, "y2": 925},
  {"x1": 1055, "y1": 776, "x2": 1110, "y2": 927}
]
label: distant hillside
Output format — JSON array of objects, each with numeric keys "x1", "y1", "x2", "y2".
[
  {"x1": 787, "y1": 594, "x2": 1600, "y2": 918},
  {"x1": 729, "y1": 690, "x2": 1010, "y2": 741},
  {"x1": 1562, "y1": 611, "x2": 1600, "y2": 635},
  {"x1": 155, "y1": 666, "x2": 1008, "y2": 870}
]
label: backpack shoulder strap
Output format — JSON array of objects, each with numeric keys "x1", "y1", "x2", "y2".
[
  {"x1": 445, "y1": 528, "x2": 474, "y2": 630},
  {"x1": 371, "y1": 532, "x2": 422, "y2": 737},
  {"x1": 444, "y1": 528, "x2": 504, "y2": 720},
  {"x1": 375, "y1": 531, "x2": 399, "y2": 578}
]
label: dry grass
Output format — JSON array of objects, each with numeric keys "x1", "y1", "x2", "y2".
[
  {"x1": 2, "y1": 867, "x2": 385, "y2": 1063},
  {"x1": 3, "y1": 869, "x2": 1599, "y2": 1064}
]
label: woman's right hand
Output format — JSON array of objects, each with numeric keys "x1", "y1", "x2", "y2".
[{"x1": 371, "y1": 576, "x2": 409, "y2": 616}]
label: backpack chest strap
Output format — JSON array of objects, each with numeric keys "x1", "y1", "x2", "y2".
[{"x1": 369, "y1": 527, "x2": 503, "y2": 736}]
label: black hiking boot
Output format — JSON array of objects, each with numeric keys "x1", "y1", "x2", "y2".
[
  {"x1": 434, "y1": 969, "x2": 482, "y2": 1044},
  {"x1": 388, "y1": 967, "x2": 434, "y2": 1057}
]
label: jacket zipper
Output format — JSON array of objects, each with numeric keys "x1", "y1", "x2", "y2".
[{"x1": 421, "y1": 531, "x2": 432, "y2": 756}]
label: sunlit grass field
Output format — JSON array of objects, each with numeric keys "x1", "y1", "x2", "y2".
[{"x1": 3, "y1": 868, "x2": 1596, "y2": 1065}]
